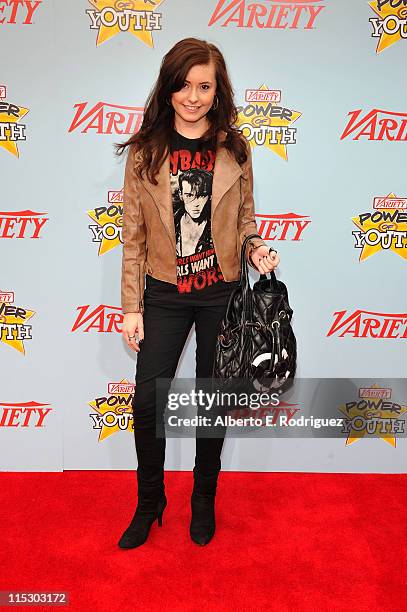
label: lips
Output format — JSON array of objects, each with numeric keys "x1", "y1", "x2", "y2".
[{"x1": 184, "y1": 105, "x2": 200, "y2": 112}]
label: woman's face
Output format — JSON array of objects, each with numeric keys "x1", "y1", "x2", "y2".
[{"x1": 171, "y1": 62, "x2": 217, "y2": 129}]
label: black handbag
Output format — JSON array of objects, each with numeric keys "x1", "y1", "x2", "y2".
[{"x1": 212, "y1": 233, "x2": 297, "y2": 397}]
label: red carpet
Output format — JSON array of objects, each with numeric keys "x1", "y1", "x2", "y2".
[{"x1": 1, "y1": 471, "x2": 406, "y2": 611}]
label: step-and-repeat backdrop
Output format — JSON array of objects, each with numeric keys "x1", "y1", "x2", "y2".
[{"x1": 1, "y1": 0, "x2": 406, "y2": 472}]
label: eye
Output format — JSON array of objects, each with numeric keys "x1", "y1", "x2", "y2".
[{"x1": 201, "y1": 84, "x2": 210, "y2": 90}]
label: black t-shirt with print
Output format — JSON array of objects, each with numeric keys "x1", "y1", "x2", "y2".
[{"x1": 169, "y1": 128, "x2": 237, "y2": 300}]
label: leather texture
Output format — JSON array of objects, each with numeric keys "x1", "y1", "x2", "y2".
[
  {"x1": 121, "y1": 131, "x2": 267, "y2": 314},
  {"x1": 213, "y1": 233, "x2": 297, "y2": 396}
]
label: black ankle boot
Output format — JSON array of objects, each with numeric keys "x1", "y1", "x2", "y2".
[
  {"x1": 118, "y1": 469, "x2": 167, "y2": 549},
  {"x1": 190, "y1": 466, "x2": 219, "y2": 546}
]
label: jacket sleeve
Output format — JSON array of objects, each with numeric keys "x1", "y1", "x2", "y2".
[
  {"x1": 121, "y1": 146, "x2": 147, "y2": 315},
  {"x1": 238, "y1": 141, "x2": 268, "y2": 268}
]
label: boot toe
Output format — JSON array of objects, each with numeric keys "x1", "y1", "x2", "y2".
[
  {"x1": 118, "y1": 528, "x2": 148, "y2": 549},
  {"x1": 190, "y1": 530, "x2": 215, "y2": 546}
]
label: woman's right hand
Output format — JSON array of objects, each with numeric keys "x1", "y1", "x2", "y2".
[{"x1": 122, "y1": 312, "x2": 144, "y2": 352}]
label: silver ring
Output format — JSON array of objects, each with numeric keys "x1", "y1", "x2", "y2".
[{"x1": 128, "y1": 335, "x2": 136, "y2": 339}]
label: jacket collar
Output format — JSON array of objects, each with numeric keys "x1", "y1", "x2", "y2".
[{"x1": 140, "y1": 129, "x2": 244, "y2": 252}]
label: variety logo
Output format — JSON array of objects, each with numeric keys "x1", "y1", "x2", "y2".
[
  {"x1": 88, "y1": 190, "x2": 123, "y2": 255},
  {"x1": 0, "y1": 210, "x2": 49, "y2": 239},
  {"x1": 340, "y1": 108, "x2": 407, "y2": 141},
  {"x1": 236, "y1": 84, "x2": 301, "y2": 160},
  {"x1": 327, "y1": 310, "x2": 407, "y2": 339},
  {"x1": 0, "y1": 0, "x2": 42, "y2": 24},
  {"x1": 88, "y1": 380, "x2": 134, "y2": 440},
  {"x1": 208, "y1": 0, "x2": 325, "y2": 29},
  {"x1": 68, "y1": 101, "x2": 144, "y2": 134},
  {"x1": 71, "y1": 305, "x2": 123, "y2": 333},
  {"x1": 339, "y1": 385, "x2": 407, "y2": 447},
  {"x1": 0, "y1": 401, "x2": 52, "y2": 428},
  {"x1": 228, "y1": 400, "x2": 300, "y2": 426},
  {"x1": 0, "y1": 290, "x2": 35, "y2": 354},
  {"x1": 86, "y1": 0, "x2": 165, "y2": 47},
  {"x1": 0, "y1": 85, "x2": 29, "y2": 157},
  {"x1": 352, "y1": 193, "x2": 407, "y2": 261},
  {"x1": 256, "y1": 212, "x2": 311, "y2": 241},
  {"x1": 369, "y1": 0, "x2": 407, "y2": 53}
]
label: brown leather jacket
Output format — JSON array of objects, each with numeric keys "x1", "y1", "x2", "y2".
[{"x1": 121, "y1": 130, "x2": 267, "y2": 314}]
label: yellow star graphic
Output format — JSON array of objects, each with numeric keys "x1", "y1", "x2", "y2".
[
  {"x1": 236, "y1": 84, "x2": 301, "y2": 161},
  {"x1": 352, "y1": 193, "x2": 407, "y2": 261},
  {"x1": 0, "y1": 103, "x2": 29, "y2": 157},
  {"x1": 89, "y1": 378, "x2": 134, "y2": 441},
  {"x1": 0, "y1": 304, "x2": 35, "y2": 354},
  {"x1": 89, "y1": 0, "x2": 166, "y2": 48},
  {"x1": 369, "y1": 0, "x2": 407, "y2": 53},
  {"x1": 87, "y1": 199, "x2": 122, "y2": 256},
  {"x1": 339, "y1": 385, "x2": 407, "y2": 447}
]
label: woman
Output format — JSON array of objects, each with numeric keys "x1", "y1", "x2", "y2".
[{"x1": 115, "y1": 37, "x2": 279, "y2": 549}]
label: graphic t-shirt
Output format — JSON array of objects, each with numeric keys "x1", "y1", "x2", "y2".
[{"x1": 169, "y1": 129, "x2": 229, "y2": 296}]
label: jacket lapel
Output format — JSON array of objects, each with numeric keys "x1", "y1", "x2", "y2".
[
  {"x1": 211, "y1": 143, "x2": 244, "y2": 215},
  {"x1": 140, "y1": 153, "x2": 175, "y2": 250},
  {"x1": 139, "y1": 130, "x2": 244, "y2": 251}
]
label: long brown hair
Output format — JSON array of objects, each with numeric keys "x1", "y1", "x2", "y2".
[{"x1": 114, "y1": 37, "x2": 248, "y2": 184}]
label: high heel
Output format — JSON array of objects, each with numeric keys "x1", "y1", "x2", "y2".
[{"x1": 118, "y1": 494, "x2": 167, "y2": 549}]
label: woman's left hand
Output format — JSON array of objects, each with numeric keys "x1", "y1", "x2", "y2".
[{"x1": 250, "y1": 245, "x2": 280, "y2": 274}]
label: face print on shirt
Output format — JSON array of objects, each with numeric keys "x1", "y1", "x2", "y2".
[
  {"x1": 170, "y1": 134, "x2": 225, "y2": 293},
  {"x1": 175, "y1": 168, "x2": 212, "y2": 256}
]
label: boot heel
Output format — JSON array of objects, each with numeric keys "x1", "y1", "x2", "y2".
[{"x1": 157, "y1": 495, "x2": 166, "y2": 527}]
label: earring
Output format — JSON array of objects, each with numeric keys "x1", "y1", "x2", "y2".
[
  {"x1": 211, "y1": 95, "x2": 219, "y2": 111},
  {"x1": 166, "y1": 97, "x2": 171, "y2": 106}
]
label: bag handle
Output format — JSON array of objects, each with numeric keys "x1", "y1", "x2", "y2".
[
  {"x1": 239, "y1": 234, "x2": 283, "y2": 326},
  {"x1": 239, "y1": 233, "x2": 261, "y2": 322},
  {"x1": 259, "y1": 271, "x2": 279, "y2": 291},
  {"x1": 240, "y1": 234, "x2": 279, "y2": 291},
  {"x1": 239, "y1": 233, "x2": 263, "y2": 284}
]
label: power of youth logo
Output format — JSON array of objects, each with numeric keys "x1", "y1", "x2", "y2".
[
  {"x1": 352, "y1": 194, "x2": 407, "y2": 261},
  {"x1": 236, "y1": 85, "x2": 302, "y2": 160},
  {"x1": 208, "y1": 0, "x2": 325, "y2": 29},
  {"x1": 340, "y1": 109, "x2": 407, "y2": 141},
  {"x1": 369, "y1": 0, "x2": 407, "y2": 53},
  {"x1": 88, "y1": 189, "x2": 123, "y2": 255},
  {"x1": 86, "y1": 0, "x2": 165, "y2": 47},
  {"x1": 0, "y1": 85, "x2": 29, "y2": 157},
  {"x1": 0, "y1": 291, "x2": 35, "y2": 354},
  {"x1": 88, "y1": 380, "x2": 134, "y2": 441},
  {"x1": 68, "y1": 102, "x2": 144, "y2": 134},
  {"x1": 339, "y1": 385, "x2": 407, "y2": 447}
]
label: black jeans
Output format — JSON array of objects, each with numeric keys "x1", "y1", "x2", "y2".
[{"x1": 131, "y1": 274, "x2": 239, "y2": 485}]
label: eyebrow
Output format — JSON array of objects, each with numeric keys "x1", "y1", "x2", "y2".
[{"x1": 184, "y1": 79, "x2": 213, "y2": 84}]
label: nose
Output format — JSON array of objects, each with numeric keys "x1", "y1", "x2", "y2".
[{"x1": 188, "y1": 88, "x2": 199, "y2": 103}]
